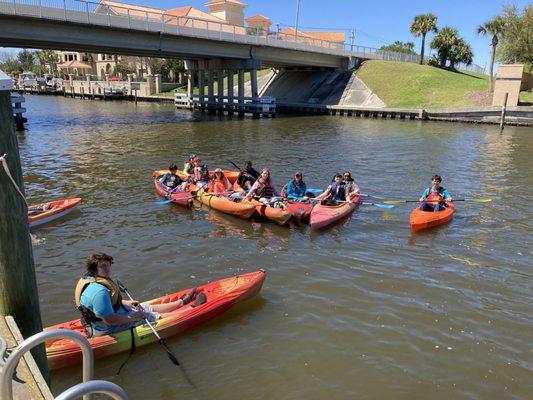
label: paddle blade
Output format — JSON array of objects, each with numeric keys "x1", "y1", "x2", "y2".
[
  {"x1": 471, "y1": 198, "x2": 492, "y2": 203},
  {"x1": 307, "y1": 188, "x2": 323, "y2": 195},
  {"x1": 154, "y1": 199, "x2": 173, "y2": 205},
  {"x1": 362, "y1": 202, "x2": 394, "y2": 209}
]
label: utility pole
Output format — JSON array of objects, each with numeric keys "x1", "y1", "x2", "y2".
[
  {"x1": 294, "y1": 0, "x2": 301, "y2": 40},
  {"x1": 276, "y1": 23, "x2": 280, "y2": 40},
  {"x1": 0, "y1": 70, "x2": 49, "y2": 380},
  {"x1": 350, "y1": 29, "x2": 356, "y2": 52}
]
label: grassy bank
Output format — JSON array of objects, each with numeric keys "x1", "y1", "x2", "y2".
[
  {"x1": 356, "y1": 60, "x2": 490, "y2": 109},
  {"x1": 158, "y1": 69, "x2": 271, "y2": 97}
]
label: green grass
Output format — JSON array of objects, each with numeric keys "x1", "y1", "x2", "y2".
[
  {"x1": 157, "y1": 69, "x2": 271, "y2": 97},
  {"x1": 356, "y1": 60, "x2": 490, "y2": 109},
  {"x1": 519, "y1": 91, "x2": 533, "y2": 103}
]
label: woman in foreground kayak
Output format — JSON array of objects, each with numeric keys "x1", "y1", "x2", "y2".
[
  {"x1": 419, "y1": 174, "x2": 453, "y2": 212},
  {"x1": 74, "y1": 253, "x2": 205, "y2": 337}
]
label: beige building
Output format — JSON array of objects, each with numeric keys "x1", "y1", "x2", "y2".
[
  {"x1": 493, "y1": 64, "x2": 533, "y2": 106},
  {"x1": 245, "y1": 14, "x2": 271, "y2": 34}
]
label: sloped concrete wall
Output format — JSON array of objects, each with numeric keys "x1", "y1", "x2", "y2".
[{"x1": 258, "y1": 68, "x2": 385, "y2": 107}]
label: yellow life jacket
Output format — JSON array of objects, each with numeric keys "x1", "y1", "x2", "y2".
[{"x1": 74, "y1": 275, "x2": 123, "y2": 316}]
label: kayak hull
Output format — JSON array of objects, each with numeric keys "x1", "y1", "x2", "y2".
[
  {"x1": 409, "y1": 201, "x2": 455, "y2": 231},
  {"x1": 28, "y1": 198, "x2": 81, "y2": 229},
  {"x1": 196, "y1": 188, "x2": 256, "y2": 219},
  {"x1": 152, "y1": 172, "x2": 193, "y2": 207},
  {"x1": 309, "y1": 196, "x2": 360, "y2": 230},
  {"x1": 156, "y1": 169, "x2": 238, "y2": 183},
  {"x1": 285, "y1": 201, "x2": 313, "y2": 223},
  {"x1": 232, "y1": 182, "x2": 291, "y2": 225},
  {"x1": 45, "y1": 270, "x2": 266, "y2": 370}
]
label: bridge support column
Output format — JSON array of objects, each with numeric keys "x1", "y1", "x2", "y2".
[
  {"x1": 198, "y1": 69, "x2": 205, "y2": 111},
  {"x1": 237, "y1": 69, "x2": 245, "y2": 117},
  {"x1": 154, "y1": 74, "x2": 162, "y2": 95},
  {"x1": 250, "y1": 68, "x2": 259, "y2": 118},
  {"x1": 207, "y1": 69, "x2": 215, "y2": 114},
  {"x1": 217, "y1": 69, "x2": 224, "y2": 115},
  {"x1": 187, "y1": 70, "x2": 194, "y2": 109},
  {"x1": 227, "y1": 69, "x2": 234, "y2": 116}
]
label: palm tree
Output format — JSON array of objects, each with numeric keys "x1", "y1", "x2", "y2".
[
  {"x1": 430, "y1": 27, "x2": 459, "y2": 68},
  {"x1": 410, "y1": 13, "x2": 438, "y2": 64},
  {"x1": 477, "y1": 16, "x2": 505, "y2": 92},
  {"x1": 448, "y1": 38, "x2": 474, "y2": 71}
]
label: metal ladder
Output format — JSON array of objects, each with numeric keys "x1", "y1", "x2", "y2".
[{"x1": 0, "y1": 329, "x2": 128, "y2": 400}]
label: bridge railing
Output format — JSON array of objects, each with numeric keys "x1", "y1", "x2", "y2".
[{"x1": 0, "y1": 0, "x2": 483, "y2": 72}]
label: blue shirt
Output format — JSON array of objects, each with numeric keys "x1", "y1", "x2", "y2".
[
  {"x1": 80, "y1": 282, "x2": 129, "y2": 334},
  {"x1": 421, "y1": 186, "x2": 452, "y2": 200},
  {"x1": 286, "y1": 180, "x2": 307, "y2": 200},
  {"x1": 159, "y1": 173, "x2": 182, "y2": 189}
]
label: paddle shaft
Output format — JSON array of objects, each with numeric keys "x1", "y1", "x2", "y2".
[
  {"x1": 393, "y1": 199, "x2": 488, "y2": 203},
  {"x1": 116, "y1": 280, "x2": 180, "y2": 366},
  {"x1": 227, "y1": 159, "x2": 257, "y2": 180}
]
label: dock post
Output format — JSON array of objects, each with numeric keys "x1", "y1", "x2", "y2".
[
  {"x1": 0, "y1": 72, "x2": 49, "y2": 381},
  {"x1": 198, "y1": 69, "x2": 205, "y2": 111},
  {"x1": 500, "y1": 92, "x2": 508, "y2": 132}
]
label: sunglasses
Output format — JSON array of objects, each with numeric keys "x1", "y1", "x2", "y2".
[{"x1": 295, "y1": 174, "x2": 302, "y2": 177}]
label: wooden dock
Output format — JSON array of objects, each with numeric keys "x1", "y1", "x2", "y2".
[
  {"x1": 11, "y1": 94, "x2": 26, "y2": 131},
  {"x1": 0, "y1": 315, "x2": 53, "y2": 400}
]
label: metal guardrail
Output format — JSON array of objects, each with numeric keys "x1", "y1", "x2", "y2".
[{"x1": 0, "y1": 329, "x2": 127, "y2": 400}]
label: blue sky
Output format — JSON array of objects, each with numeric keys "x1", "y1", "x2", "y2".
[{"x1": 142, "y1": 0, "x2": 530, "y2": 68}]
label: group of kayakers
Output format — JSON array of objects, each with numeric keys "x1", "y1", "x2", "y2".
[
  {"x1": 73, "y1": 162, "x2": 453, "y2": 340},
  {"x1": 159, "y1": 155, "x2": 369, "y2": 206}
]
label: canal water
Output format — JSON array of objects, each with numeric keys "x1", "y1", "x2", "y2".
[{"x1": 18, "y1": 95, "x2": 531, "y2": 399}]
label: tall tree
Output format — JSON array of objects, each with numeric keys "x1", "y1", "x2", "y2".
[
  {"x1": 410, "y1": 13, "x2": 438, "y2": 64},
  {"x1": 17, "y1": 49, "x2": 35, "y2": 72},
  {"x1": 497, "y1": 4, "x2": 533, "y2": 73},
  {"x1": 35, "y1": 49, "x2": 59, "y2": 74},
  {"x1": 379, "y1": 41, "x2": 416, "y2": 55},
  {"x1": 477, "y1": 16, "x2": 506, "y2": 91},
  {"x1": 430, "y1": 26, "x2": 459, "y2": 68},
  {"x1": 448, "y1": 38, "x2": 474, "y2": 71}
]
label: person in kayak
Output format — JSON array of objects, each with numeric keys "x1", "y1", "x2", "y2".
[
  {"x1": 419, "y1": 175, "x2": 452, "y2": 211},
  {"x1": 236, "y1": 161, "x2": 259, "y2": 190},
  {"x1": 343, "y1": 171, "x2": 361, "y2": 195},
  {"x1": 159, "y1": 164, "x2": 187, "y2": 192},
  {"x1": 244, "y1": 168, "x2": 279, "y2": 204},
  {"x1": 208, "y1": 168, "x2": 232, "y2": 194},
  {"x1": 283, "y1": 171, "x2": 308, "y2": 201},
  {"x1": 191, "y1": 156, "x2": 210, "y2": 189},
  {"x1": 317, "y1": 173, "x2": 347, "y2": 203},
  {"x1": 74, "y1": 253, "x2": 206, "y2": 337},
  {"x1": 183, "y1": 153, "x2": 196, "y2": 175}
]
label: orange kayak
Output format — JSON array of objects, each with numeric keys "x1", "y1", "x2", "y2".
[
  {"x1": 409, "y1": 201, "x2": 455, "y2": 231},
  {"x1": 28, "y1": 198, "x2": 81, "y2": 229},
  {"x1": 232, "y1": 182, "x2": 291, "y2": 225},
  {"x1": 152, "y1": 172, "x2": 193, "y2": 207},
  {"x1": 45, "y1": 270, "x2": 266, "y2": 370},
  {"x1": 309, "y1": 195, "x2": 360, "y2": 229},
  {"x1": 195, "y1": 187, "x2": 255, "y2": 219}
]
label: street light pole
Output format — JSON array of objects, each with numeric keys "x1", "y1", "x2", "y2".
[{"x1": 294, "y1": 0, "x2": 301, "y2": 40}]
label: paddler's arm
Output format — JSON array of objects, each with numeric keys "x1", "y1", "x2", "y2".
[
  {"x1": 101, "y1": 310, "x2": 147, "y2": 327},
  {"x1": 419, "y1": 188, "x2": 429, "y2": 202},
  {"x1": 442, "y1": 188, "x2": 452, "y2": 200},
  {"x1": 244, "y1": 181, "x2": 259, "y2": 200}
]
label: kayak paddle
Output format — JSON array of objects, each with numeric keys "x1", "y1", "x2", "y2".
[
  {"x1": 384, "y1": 198, "x2": 492, "y2": 204},
  {"x1": 308, "y1": 188, "x2": 384, "y2": 200},
  {"x1": 309, "y1": 197, "x2": 393, "y2": 209},
  {"x1": 154, "y1": 199, "x2": 173, "y2": 205},
  {"x1": 117, "y1": 280, "x2": 200, "y2": 390}
]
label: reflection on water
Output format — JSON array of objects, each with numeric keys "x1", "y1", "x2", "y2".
[{"x1": 17, "y1": 95, "x2": 533, "y2": 400}]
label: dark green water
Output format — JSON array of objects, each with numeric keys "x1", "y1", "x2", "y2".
[{"x1": 17, "y1": 95, "x2": 532, "y2": 399}]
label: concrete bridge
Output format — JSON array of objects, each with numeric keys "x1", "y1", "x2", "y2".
[{"x1": 0, "y1": 0, "x2": 420, "y2": 113}]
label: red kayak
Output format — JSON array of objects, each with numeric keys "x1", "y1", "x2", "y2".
[
  {"x1": 309, "y1": 195, "x2": 360, "y2": 229},
  {"x1": 410, "y1": 201, "x2": 455, "y2": 231},
  {"x1": 284, "y1": 201, "x2": 313, "y2": 223},
  {"x1": 45, "y1": 270, "x2": 266, "y2": 370},
  {"x1": 152, "y1": 172, "x2": 193, "y2": 207}
]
